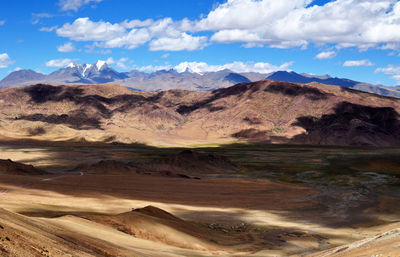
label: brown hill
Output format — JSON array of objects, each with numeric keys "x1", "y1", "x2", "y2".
[
  {"x1": 85, "y1": 205, "x2": 236, "y2": 251},
  {"x1": 131, "y1": 150, "x2": 238, "y2": 175},
  {"x1": 74, "y1": 150, "x2": 234, "y2": 178},
  {"x1": 0, "y1": 159, "x2": 45, "y2": 175},
  {"x1": 0, "y1": 80, "x2": 399, "y2": 146}
]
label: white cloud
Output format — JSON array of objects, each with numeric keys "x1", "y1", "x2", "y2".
[
  {"x1": 0, "y1": 20, "x2": 5, "y2": 26},
  {"x1": 57, "y1": 17, "x2": 208, "y2": 51},
  {"x1": 121, "y1": 19, "x2": 154, "y2": 29},
  {"x1": 174, "y1": 61, "x2": 293, "y2": 73},
  {"x1": 105, "y1": 57, "x2": 131, "y2": 70},
  {"x1": 136, "y1": 64, "x2": 173, "y2": 72},
  {"x1": 57, "y1": 42, "x2": 76, "y2": 52},
  {"x1": 40, "y1": 26, "x2": 58, "y2": 32},
  {"x1": 161, "y1": 53, "x2": 170, "y2": 58},
  {"x1": 375, "y1": 65, "x2": 400, "y2": 83},
  {"x1": 13, "y1": 67, "x2": 22, "y2": 71},
  {"x1": 31, "y1": 13, "x2": 53, "y2": 24},
  {"x1": 315, "y1": 51, "x2": 336, "y2": 60},
  {"x1": 54, "y1": 0, "x2": 400, "y2": 52},
  {"x1": 45, "y1": 58, "x2": 74, "y2": 67},
  {"x1": 343, "y1": 59, "x2": 374, "y2": 67},
  {"x1": 102, "y1": 28, "x2": 151, "y2": 49},
  {"x1": 139, "y1": 60, "x2": 293, "y2": 74},
  {"x1": 149, "y1": 33, "x2": 208, "y2": 51},
  {"x1": 0, "y1": 53, "x2": 15, "y2": 68},
  {"x1": 57, "y1": 17, "x2": 126, "y2": 41},
  {"x1": 59, "y1": 0, "x2": 102, "y2": 12},
  {"x1": 193, "y1": 0, "x2": 400, "y2": 50}
]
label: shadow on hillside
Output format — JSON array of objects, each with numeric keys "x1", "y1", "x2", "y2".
[
  {"x1": 264, "y1": 81, "x2": 330, "y2": 100},
  {"x1": 18, "y1": 84, "x2": 167, "y2": 129},
  {"x1": 292, "y1": 101, "x2": 400, "y2": 146},
  {"x1": 0, "y1": 141, "x2": 400, "y2": 229}
]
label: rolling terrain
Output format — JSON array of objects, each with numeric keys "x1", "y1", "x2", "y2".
[
  {"x1": 0, "y1": 79, "x2": 399, "y2": 146},
  {"x1": 0, "y1": 80, "x2": 399, "y2": 256},
  {"x1": 0, "y1": 144, "x2": 399, "y2": 256}
]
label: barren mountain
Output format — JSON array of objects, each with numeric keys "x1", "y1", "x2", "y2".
[
  {"x1": 267, "y1": 70, "x2": 400, "y2": 98},
  {"x1": 0, "y1": 62, "x2": 264, "y2": 91},
  {"x1": 0, "y1": 79, "x2": 399, "y2": 146}
]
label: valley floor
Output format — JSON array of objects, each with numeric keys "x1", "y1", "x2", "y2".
[{"x1": 0, "y1": 143, "x2": 399, "y2": 256}]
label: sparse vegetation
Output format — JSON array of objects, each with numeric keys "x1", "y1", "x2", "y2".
[
  {"x1": 272, "y1": 127, "x2": 285, "y2": 133},
  {"x1": 156, "y1": 124, "x2": 165, "y2": 130}
]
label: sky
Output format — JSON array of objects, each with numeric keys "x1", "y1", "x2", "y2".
[{"x1": 1, "y1": 0, "x2": 400, "y2": 86}]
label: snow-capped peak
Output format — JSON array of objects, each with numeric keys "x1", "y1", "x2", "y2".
[
  {"x1": 82, "y1": 64, "x2": 92, "y2": 77},
  {"x1": 95, "y1": 60, "x2": 107, "y2": 70},
  {"x1": 67, "y1": 62, "x2": 78, "y2": 68}
]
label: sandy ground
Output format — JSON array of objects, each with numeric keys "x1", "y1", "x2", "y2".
[
  {"x1": 0, "y1": 172, "x2": 398, "y2": 256},
  {"x1": 0, "y1": 144, "x2": 399, "y2": 256}
]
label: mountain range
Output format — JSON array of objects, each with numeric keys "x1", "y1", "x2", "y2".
[
  {"x1": 0, "y1": 61, "x2": 263, "y2": 91},
  {"x1": 0, "y1": 79, "x2": 399, "y2": 146},
  {"x1": 1, "y1": 61, "x2": 400, "y2": 98},
  {"x1": 267, "y1": 71, "x2": 400, "y2": 98}
]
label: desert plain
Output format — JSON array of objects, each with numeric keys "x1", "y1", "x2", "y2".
[{"x1": 0, "y1": 142, "x2": 399, "y2": 256}]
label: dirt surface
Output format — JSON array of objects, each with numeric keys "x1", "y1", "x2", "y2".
[
  {"x1": 1, "y1": 81, "x2": 400, "y2": 147},
  {"x1": 0, "y1": 143, "x2": 399, "y2": 256}
]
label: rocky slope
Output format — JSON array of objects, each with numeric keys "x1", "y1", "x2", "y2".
[{"x1": 0, "y1": 80, "x2": 399, "y2": 146}]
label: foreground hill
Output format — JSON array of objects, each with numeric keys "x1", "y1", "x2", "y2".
[{"x1": 0, "y1": 79, "x2": 399, "y2": 146}]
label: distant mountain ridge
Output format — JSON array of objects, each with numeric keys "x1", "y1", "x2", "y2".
[
  {"x1": 0, "y1": 61, "x2": 265, "y2": 91},
  {"x1": 266, "y1": 71, "x2": 400, "y2": 98},
  {"x1": 1, "y1": 61, "x2": 400, "y2": 98}
]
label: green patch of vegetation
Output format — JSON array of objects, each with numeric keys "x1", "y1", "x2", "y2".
[
  {"x1": 272, "y1": 127, "x2": 285, "y2": 134},
  {"x1": 156, "y1": 124, "x2": 165, "y2": 130}
]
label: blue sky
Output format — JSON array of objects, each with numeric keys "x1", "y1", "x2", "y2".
[{"x1": 1, "y1": 0, "x2": 400, "y2": 86}]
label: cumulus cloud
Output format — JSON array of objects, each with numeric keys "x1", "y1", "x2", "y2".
[
  {"x1": 57, "y1": 17, "x2": 126, "y2": 41},
  {"x1": 0, "y1": 53, "x2": 15, "y2": 68},
  {"x1": 57, "y1": 17, "x2": 208, "y2": 51},
  {"x1": 105, "y1": 57, "x2": 131, "y2": 70},
  {"x1": 149, "y1": 33, "x2": 208, "y2": 51},
  {"x1": 138, "y1": 61, "x2": 293, "y2": 74},
  {"x1": 137, "y1": 64, "x2": 173, "y2": 72},
  {"x1": 54, "y1": 0, "x2": 400, "y2": 52},
  {"x1": 102, "y1": 28, "x2": 151, "y2": 49},
  {"x1": 375, "y1": 65, "x2": 400, "y2": 83},
  {"x1": 57, "y1": 42, "x2": 76, "y2": 52},
  {"x1": 315, "y1": 51, "x2": 336, "y2": 60},
  {"x1": 59, "y1": 0, "x2": 102, "y2": 12},
  {"x1": 343, "y1": 59, "x2": 374, "y2": 67},
  {"x1": 45, "y1": 58, "x2": 75, "y2": 67},
  {"x1": 195, "y1": 0, "x2": 400, "y2": 50},
  {"x1": 121, "y1": 19, "x2": 154, "y2": 29}
]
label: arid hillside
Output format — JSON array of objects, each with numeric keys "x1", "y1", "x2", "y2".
[{"x1": 0, "y1": 80, "x2": 399, "y2": 146}]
